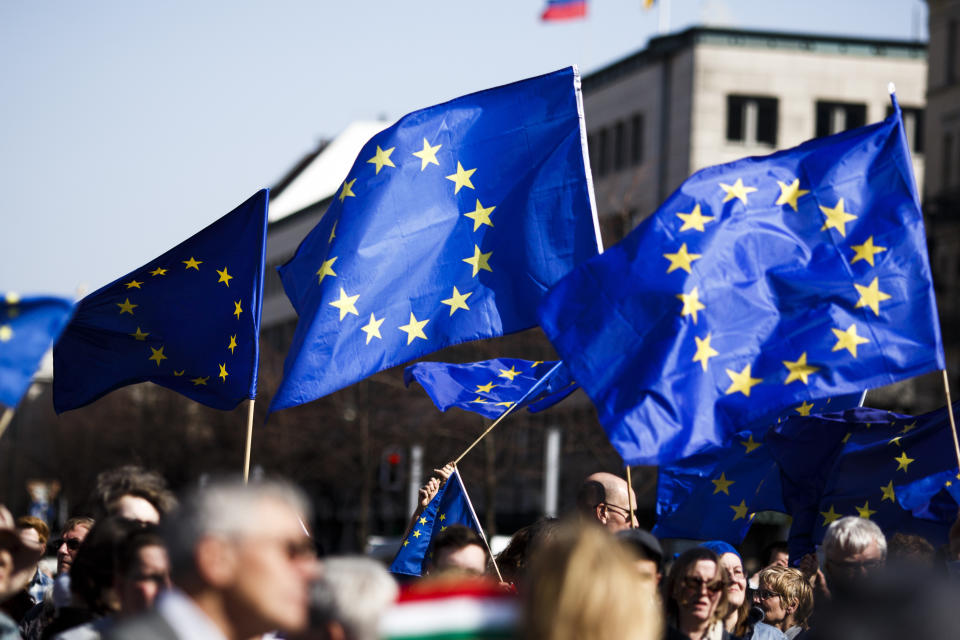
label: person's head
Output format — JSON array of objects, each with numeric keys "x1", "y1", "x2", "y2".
[
  {"x1": 115, "y1": 524, "x2": 170, "y2": 616},
  {"x1": 822, "y1": 517, "x2": 886, "y2": 592},
  {"x1": 16, "y1": 516, "x2": 50, "y2": 550},
  {"x1": 761, "y1": 541, "x2": 789, "y2": 569},
  {"x1": 576, "y1": 472, "x2": 638, "y2": 532},
  {"x1": 522, "y1": 522, "x2": 661, "y2": 640},
  {"x1": 428, "y1": 525, "x2": 487, "y2": 576},
  {"x1": 700, "y1": 541, "x2": 745, "y2": 612},
  {"x1": 56, "y1": 516, "x2": 95, "y2": 575},
  {"x1": 70, "y1": 516, "x2": 141, "y2": 616},
  {"x1": 753, "y1": 566, "x2": 813, "y2": 632},
  {"x1": 0, "y1": 506, "x2": 43, "y2": 602},
  {"x1": 887, "y1": 532, "x2": 936, "y2": 568},
  {"x1": 163, "y1": 477, "x2": 316, "y2": 638},
  {"x1": 495, "y1": 518, "x2": 560, "y2": 585},
  {"x1": 307, "y1": 556, "x2": 398, "y2": 640},
  {"x1": 93, "y1": 465, "x2": 177, "y2": 525},
  {"x1": 664, "y1": 547, "x2": 729, "y2": 633},
  {"x1": 616, "y1": 527, "x2": 663, "y2": 584}
]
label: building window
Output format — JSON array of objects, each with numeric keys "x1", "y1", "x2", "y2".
[
  {"x1": 614, "y1": 121, "x2": 627, "y2": 171},
  {"x1": 631, "y1": 114, "x2": 644, "y2": 166},
  {"x1": 885, "y1": 106, "x2": 924, "y2": 153},
  {"x1": 815, "y1": 101, "x2": 867, "y2": 138},
  {"x1": 726, "y1": 95, "x2": 778, "y2": 146}
]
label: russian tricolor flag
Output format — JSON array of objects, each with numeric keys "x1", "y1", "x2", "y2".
[{"x1": 541, "y1": 0, "x2": 587, "y2": 21}]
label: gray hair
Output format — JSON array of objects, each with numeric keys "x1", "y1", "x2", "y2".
[
  {"x1": 823, "y1": 516, "x2": 886, "y2": 560},
  {"x1": 311, "y1": 556, "x2": 398, "y2": 640}
]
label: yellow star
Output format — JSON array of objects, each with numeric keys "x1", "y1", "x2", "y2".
[
  {"x1": 850, "y1": 236, "x2": 887, "y2": 267},
  {"x1": 117, "y1": 298, "x2": 137, "y2": 315},
  {"x1": 439, "y1": 514, "x2": 446, "y2": 521},
  {"x1": 495, "y1": 401, "x2": 515, "y2": 408},
  {"x1": 215, "y1": 267, "x2": 233, "y2": 287},
  {"x1": 228, "y1": 335, "x2": 238, "y2": 354},
  {"x1": 725, "y1": 364, "x2": 762, "y2": 397},
  {"x1": 329, "y1": 220, "x2": 337, "y2": 243},
  {"x1": 148, "y1": 346, "x2": 167, "y2": 367},
  {"x1": 412, "y1": 529, "x2": 421, "y2": 539},
  {"x1": 446, "y1": 161, "x2": 476, "y2": 194},
  {"x1": 0, "y1": 325, "x2": 12, "y2": 342},
  {"x1": 130, "y1": 327, "x2": 149, "y2": 341},
  {"x1": 795, "y1": 401, "x2": 815, "y2": 416},
  {"x1": 419, "y1": 517, "x2": 427, "y2": 526},
  {"x1": 719, "y1": 178, "x2": 757, "y2": 205},
  {"x1": 233, "y1": 300, "x2": 243, "y2": 319},
  {"x1": 470, "y1": 396, "x2": 489, "y2": 404},
  {"x1": 218, "y1": 363, "x2": 228, "y2": 381},
  {"x1": 125, "y1": 279, "x2": 143, "y2": 289},
  {"x1": 476, "y1": 382, "x2": 496, "y2": 393},
  {"x1": 402, "y1": 540, "x2": 409, "y2": 547},
  {"x1": 842, "y1": 432, "x2": 852, "y2": 443},
  {"x1": 775, "y1": 179, "x2": 810, "y2": 212},
  {"x1": 441, "y1": 287, "x2": 471, "y2": 315},
  {"x1": 888, "y1": 435, "x2": 902, "y2": 447},
  {"x1": 677, "y1": 287, "x2": 706, "y2": 324},
  {"x1": 366, "y1": 145, "x2": 396, "y2": 174},
  {"x1": 820, "y1": 505, "x2": 841, "y2": 526},
  {"x1": 440, "y1": 525, "x2": 448, "y2": 532},
  {"x1": 463, "y1": 244, "x2": 492, "y2": 277},
  {"x1": 692, "y1": 334, "x2": 719, "y2": 372},
  {"x1": 360, "y1": 313, "x2": 384, "y2": 344},
  {"x1": 183, "y1": 257, "x2": 202, "y2": 270},
  {"x1": 676, "y1": 204, "x2": 714, "y2": 232},
  {"x1": 819, "y1": 198, "x2": 857, "y2": 237},
  {"x1": 712, "y1": 472, "x2": 735, "y2": 495},
  {"x1": 881, "y1": 480, "x2": 896, "y2": 502},
  {"x1": 173, "y1": 370, "x2": 185, "y2": 376},
  {"x1": 854, "y1": 277, "x2": 892, "y2": 316},
  {"x1": 531, "y1": 361, "x2": 543, "y2": 368},
  {"x1": 150, "y1": 267, "x2": 167, "y2": 277},
  {"x1": 663, "y1": 243, "x2": 702, "y2": 274},
  {"x1": 730, "y1": 500, "x2": 748, "y2": 520},
  {"x1": 5, "y1": 293, "x2": 19, "y2": 304},
  {"x1": 894, "y1": 451, "x2": 915, "y2": 472},
  {"x1": 783, "y1": 352, "x2": 819, "y2": 385},
  {"x1": 316, "y1": 257, "x2": 337, "y2": 284},
  {"x1": 899, "y1": 421, "x2": 917, "y2": 435},
  {"x1": 398, "y1": 312, "x2": 429, "y2": 345},
  {"x1": 191, "y1": 376, "x2": 209, "y2": 386},
  {"x1": 338, "y1": 178, "x2": 356, "y2": 202},
  {"x1": 831, "y1": 324, "x2": 869, "y2": 358},
  {"x1": 855, "y1": 500, "x2": 876, "y2": 519},
  {"x1": 499, "y1": 367, "x2": 520, "y2": 381},
  {"x1": 741, "y1": 434, "x2": 761, "y2": 454},
  {"x1": 329, "y1": 288, "x2": 360, "y2": 321},
  {"x1": 464, "y1": 199, "x2": 495, "y2": 231},
  {"x1": 412, "y1": 138, "x2": 442, "y2": 170}
]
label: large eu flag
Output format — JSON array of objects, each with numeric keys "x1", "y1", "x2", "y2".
[
  {"x1": 539, "y1": 98, "x2": 942, "y2": 465},
  {"x1": 53, "y1": 190, "x2": 269, "y2": 412},
  {"x1": 270, "y1": 67, "x2": 599, "y2": 411}
]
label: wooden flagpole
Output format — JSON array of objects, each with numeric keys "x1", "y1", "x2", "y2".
[
  {"x1": 625, "y1": 466, "x2": 636, "y2": 528},
  {"x1": 941, "y1": 370, "x2": 960, "y2": 470},
  {"x1": 0, "y1": 408, "x2": 14, "y2": 442},
  {"x1": 243, "y1": 399, "x2": 256, "y2": 484}
]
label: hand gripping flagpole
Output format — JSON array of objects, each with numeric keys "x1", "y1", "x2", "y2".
[{"x1": 243, "y1": 399, "x2": 256, "y2": 484}]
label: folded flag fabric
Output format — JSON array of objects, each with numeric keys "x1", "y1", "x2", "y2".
[
  {"x1": 269, "y1": 67, "x2": 599, "y2": 412},
  {"x1": 380, "y1": 579, "x2": 518, "y2": 640},
  {"x1": 540, "y1": 0, "x2": 587, "y2": 21},
  {"x1": 53, "y1": 190, "x2": 269, "y2": 412},
  {"x1": 390, "y1": 469, "x2": 486, "y2": 577},
  {"x1": 404, "y1": 358, "x2": 577, "y2": 420},
  {"x1": 538, "y1": 97, "x2": 943, "y2": 466},
  {"x1": 0, "y1": 294, "x2": 74, "y2": 409}
]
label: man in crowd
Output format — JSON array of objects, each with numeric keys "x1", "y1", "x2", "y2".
[
  {"x1": 91, "y1": 466, "x2": 177, "y2": 525},
  {"x1": 427, "y1": 525, "x2": 488, "y2": 576},
  {"x1": 56, "y1": 518, "x2": 94, "y2": 577},
  {"x1": 576, "y1": 472, "x2": 638, "y2": 532},
  {"x1": 306, "y1": 556, "x2": 397, "y2": 640},
  {"x1": 616, "y1": 528, "x2": 663, "y2": 584}
]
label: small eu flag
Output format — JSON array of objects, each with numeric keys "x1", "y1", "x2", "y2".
[
  {"x1": 539, "y1": 98, "x2": 942, "y2": 465},
  {"x1": 270, "y1": 67, "x2": 599, "y2": 412},
  {"x1": 404, "y1": 358, "x2": 577, "y2": 420},
  {"x1": 0, "y1": 294, "x2": 74, "y2": 409},
  {"x1": 53, "y1": 190, "x2": 269, "y2": 412},
  {"x1": 389, "y1": 469, "x2": 485, "y2": 577}
]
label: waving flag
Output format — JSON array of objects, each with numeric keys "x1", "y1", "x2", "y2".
[
  {"x1": 53, "y1": 190, "x2": 269, "y2": 412},
  {"x1": 541, "y1": 0, "x2": 587, "y2": 21}
]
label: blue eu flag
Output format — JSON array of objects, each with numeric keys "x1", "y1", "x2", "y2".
[
  {"x1": 539, "y1": 98, "x2": 942, "y2": 465},
  {"x1": 53, "y1": 190, "x2": 269, "y2": 412},
  {"x1": 0, "y1": 294, "x2": 74, "y2": 409},
  {"x1": 269, "y1": 67, "x2": 599, "y2": 412}
]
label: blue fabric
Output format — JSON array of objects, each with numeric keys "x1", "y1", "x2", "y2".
[
  {"x1": 538, "y1": 99, "x2": 943, "y2": 465},
  {"x1": 0, "y1": 294, "x2": 74, "y2": 408},
  {"x1": 53, "y1": 190, "x2": 269, "y2": 412},
  {"x1": 269, "y1": 67, "x2": 598, "y2": 412}
]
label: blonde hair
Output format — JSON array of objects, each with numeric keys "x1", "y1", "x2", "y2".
[
  {"x1": 758, "y1": 566, "x2": 814, "y2": 627},
  {"x1": 522, "y1": 523, "x2": 662, "y2": 640}
]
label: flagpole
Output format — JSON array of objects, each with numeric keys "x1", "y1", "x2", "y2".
[
  {"x1": 454, "y1": 362, "x2": 565, "y2": 465},
  {"x1": 625, "y1": 466, "x2": 636, "y2": 528},
  {"x1": 0, "y1": 408, "x2": 13, "y2": 442},
  {"x1": 454, "y1": 468, "x2": 504, "y2": 583},
  {"x1": 941, "y1": 370, "x2": 960, "y2": 470},
  {"x1": 243, "y1": 399, "x2": 256, "y2": 484}
]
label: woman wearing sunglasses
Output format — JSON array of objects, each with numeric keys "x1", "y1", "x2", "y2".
[
  {"x1": 753, "y1": 566, "x2": 813, "y2": 639},
  {"x1": 663, "y1": 548, "x2": 730, "y2": 640}
]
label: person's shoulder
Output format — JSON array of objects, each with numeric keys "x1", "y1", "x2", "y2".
[
  {"x1": 750, "y1": 622, "x2": 788, "y2": 640},
  {"x1": 103, "y1": 612, "x2": 177, "y2": 640}
]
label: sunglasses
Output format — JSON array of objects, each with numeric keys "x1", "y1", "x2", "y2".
[
  {"x1": 681, "y1": 576, "x2": 725, "y2": 595},
  {"x1": 56, "y1": 537, "x2": 82, "y2": 551},
  {"x1": 755, "y1": 588, "x2": 781, "y2": 601}
]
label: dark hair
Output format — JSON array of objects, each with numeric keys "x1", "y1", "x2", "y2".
[
  {"x1": 430, "y1": 525, "x2": 486, "y2": 564},
  {"x1": 70, "y1": 517, "x2": 142, "y2": 615},
  {"x1": 116, "y1": 524, "x2": 165, "y2": 577},
  {"x1": 887, "y1": 532, "x2": 935, "y2": 564},
  {"x1": 495, "y1": 518, "x2": 560, "y2": 584},
  {"x1": 92, "y1": 466, "x2": 177, "y2": 521},
  {"x1": 761, "y1": 540, "x2": 789, "y2": 566},
  {"x1": 575, "y1": 480, "x2": 606, "y2": 517},
  {"x1": 62, "y1": 516, "x2": 96, "y2": 537}
]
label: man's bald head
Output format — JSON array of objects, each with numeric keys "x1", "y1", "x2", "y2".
[{"x1": 576, "y1": 472, "x2": 637, "y2": 533}]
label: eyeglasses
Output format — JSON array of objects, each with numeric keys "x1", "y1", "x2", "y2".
[
  {"x1": 56, "y1": 537, "x2": 82, "y2": 551},
  {"x1": 601, "y1": 502, "x2": 633, "y2": 521},
  {"x1": 755, "y1": 588, "x2": 781, "y2": 601},
  {"x1": 681, "y1": 576, "x2": 725, "y2": 595},
  {"x1": 826, "y1": 558, "x2": 883, "y2": 573}
]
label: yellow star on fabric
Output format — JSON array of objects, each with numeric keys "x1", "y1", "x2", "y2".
[
  {"x1": 854, "y1": 277, "x2": 892, "y2": 316},
  {"x1": 881, "y1": 480, "x2": 896, "y2": 502},
  {"x1": 329, "y1": 288, "x2": 360, "y2": 321},
  {"x1": 117, "y1": 298, "x2": 137, "y2": 315},
  {"x1": 476, "y1": 382, "x2": 496, "y2": 393},
  {"x1": 191, "y1": 376, "x2": 209, "y2": 386},
  {"x1": 531, "y1": 361, "x2": 543, "y2": 368},
  {"x1": 218, "y1": 363, "x2": 228, "y2": 381},
  {"x1": 730, "y1": 500, "x2": 748, "y2": 520},
  {"x1": 783, "y1": 352, "x2": 819, "y2": 385},
  {"x1": 741, "y1": 434, "x2": 761, "y2": 454},
  {"x1": 173, "y1": 370, "x2": 185, "y2": 376},
  {"x1": 855, "y1": 501, "x2": 876, "y2": 519},
  {"x1": 0, "y1": 325, "x2": 11, "y2": 342},
  {"x1": 412, "y1": 529, "x2": 421, "y2": 539},
  {"x1": 216, "y1": 267, "x2": 233, "y2": 287},
  {"x1": 819, "y1": 198, "x2": 857, "y2": 237},
  {"x1": 850, "y1": 236, "x2": 887, "y2": 267},
  {"x1": 5, "y1": 293, "x2": 19, "y2": 304},
  {"x1": 398, "y1": 312, "x2": 429, "y2": 345},
  {"x1": 183, "y1": 257, "x2": 202, "y2": 270},
  {"x1": 419, "y1": 517, "x2": 427, "y2": 526},
  {"x1": 233, "y1": 300, "x2": 243, "y2": 319},
  {"x1": 402, "y1": 540, "x2": 409, "y2": 547},
  {"x1": 692, "y1": 334, "x2": 719, "y2": 372},
  {"x1": 712, "y1": 472, "x2": 735, "y2": 495},
  {"x1": 676, "y1": 204, "x2": 714, "y2": 232},
  {"x1": 446, "y1": 162, "x2": 476, "y2": 194},
  {"x1": 899, "y1": 421, "x2": 917, "y2": 435},
  {"x1": 412, "y1": 138, "x2": 442, "y2": 170},
  {"x1": 888, "y1": 435, "x2": 902, "y2": 447},
  {"x1": 794, "y1": 401, "x2": 815, "y2": 417},
  {"x1": 130, "y1": 327, "x2": 149, "y2": 341},
  {"x1": 677, "y1": 287, "x2": 706, "y2": 324},
  {"x1": 894, "y1": 451, "x2": 915, "y2": 472},
  {"x1": 329, "y1": 220, "x2": 337, "y2": 243},
  {"x1": 464, "y1": 199, "x2": 495, "y2": 231},
  {"x1": 820, "y1": 505, "x2": 841, "y2": 526},
  {"x1": 150, "y1": 267, "x2": 167, "y2": 277},
  {"x1": 367, "y1": 145, "x2": 396, "y2": 174},
  {"x1": 228, "y1": 335, "x2": 237, "y2": 354},
  {"x1": 470, "y1": 396, "x2": 489, "y2": 404},
  {"x1": 663, "y1": 243, "x2": 702, "y2": 274},
  {"x1": 361, "y1": 313, "x2": 384, "y2": 344},
  {"x1": 775, "y1": 179, "x2": 810, "y2": 212},
  {"x1": 841, "y1": 432, "x2": 852, "y2": 444},
  {"x1": 463, "y1": 245, "x2": 492, "y2": 277},
  {"x1": 439, "y1": 514, "x2": 446, "y2": 521},
  {"x1": 338, "y1": 178, "x2": 356, "y2": 202},
  {"x1": 148, "y1": 346, "x2": 167, "y2": 367},
  {"x1": 316, "y1": 257, "x2": 337, "y2": 284},
  {"x1": 441, "y1": 287, "x2": 472, "y2": 315},
  {"x1": 725, "y1": 364, "x2": 762, "y2": 397},
  {"x1": 499, "y1": 367, "x2": 520, "y2": 381},
  {"x1": 831, "y1": 324, "x2": 869, "y2": 358},
  {"x1": 125, "y1": 279, "x2": 143, "y2": 289},
  {"x1": 719, "y1": 178, "x2": 757, "y2": 205},
  {"x1": 495, "y1": 401, "x2": 515, "y2": 408}
]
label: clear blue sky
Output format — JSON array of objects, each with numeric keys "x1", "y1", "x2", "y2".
[{"x1": 0, "y1": 0, "x2": 929, "y2": 297}]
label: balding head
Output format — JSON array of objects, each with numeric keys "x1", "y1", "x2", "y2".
[{"x1": 576, "y1": 472, "x2": 637, "y2": 533}]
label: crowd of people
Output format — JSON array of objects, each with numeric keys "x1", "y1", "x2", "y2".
[{"x1": 1, "y1": 465, "x2": 959, "y2": 640}]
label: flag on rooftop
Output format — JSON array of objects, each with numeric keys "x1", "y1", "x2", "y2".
[
  {"x1": 53, "y1": 190, "x2": 269, "y2": 413},
  {"x1": 538, "y1": 98, "x2": 942, "y2": 466},
  {"x1": 269, "y1": 67, "x2": 599, "y2": 412},
  {"x1": 540, "y1": 0, "x2": 588, "y2": 21},
  {"x1": 0, "y1": 294, "x2": 74, "y2": 409}
]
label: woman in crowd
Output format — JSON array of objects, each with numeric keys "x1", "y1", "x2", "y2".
[
  {"x1": 663, "y1": 547, "x2": 730, "y2": 640},
  {"x1": 753, "y1": 566, "x2": 813, "y2": 640}
]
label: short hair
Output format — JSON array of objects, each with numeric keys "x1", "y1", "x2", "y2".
[
  {"x1": 758, "y1": 566, "x2": 814, "y2": 627},
  {"x1": 116, "y1": 524, "x2": 165, "y2": 577},
  {"x1": 93, "y1": 465, "x2": 177, "y2": 520},
  {"x1": 17, "y1": 516, "x2": 50, "y2": 548},
  {"x1": 62, "y1": 516, "x2": 95, "y2": 537},
  {"x1": 887, "y1": 532, "x2": 935, "y2": 564},
  {"x1": 70, "y1": 517, "x2": 142, "y2": 614},
  {"x1": 823, "y1": 516, "x2": 886, "y2": 560},
  {"x1": 663, "y1": 547, "x2": 729, "y2": 628},
  {"x1": 430, "y1": 525, "x2": 486, "y2": 563},
  {"x1": 310, "y1": 556, "x2": 398, "y2": 640},
  {"x1": 495, "y1": 518, "x2": 560, "y2": 584},
  {"x1": 761, "y1": 540, "x2": 789, "y2": 565}
]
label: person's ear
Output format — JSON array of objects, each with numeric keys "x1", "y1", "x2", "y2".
[
  {"x1": 595, "y1": 503, "x2": 607, "y2": 524},
  {"x1": 785, "y1": 598, "x2": 798, "y2": 615}
]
